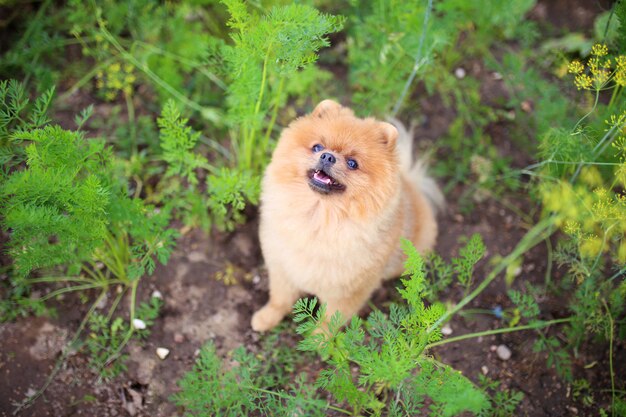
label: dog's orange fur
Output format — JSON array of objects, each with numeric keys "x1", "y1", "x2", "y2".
[{"x1": 251, "y1": 100, "x2": 439, "y2": 332}]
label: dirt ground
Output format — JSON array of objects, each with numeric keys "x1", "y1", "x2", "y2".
[{"x1": 1, "y1": 1, "x2": 623, "y2": 416}]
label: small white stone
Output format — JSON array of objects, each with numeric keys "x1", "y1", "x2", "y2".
[
  {"x1": 492, "y1": 71, "x2": 503, "y2": 80},
  {"x1": 441, "y1": 324, "x2": 453, "y2": 336},
  {"x1": 496, "y1": 344, "x2": 512, "y2": 361},
  {"x1": 454, "y1": 67, "x2": 466, "y2": 79},
  {"x1": 252, "y1": 274, "x2": 261, "y2": 285},
  {"x1": 132, "y1": 319, "x2": 147, "y2": 330},
  {"x1": 151, "y1": 290, "x2": 163, "y2": 299},
  {"x1": 156, "y1": 347, "x2": 170, "y2": 360},
  {"x1": 481, "y1": 365, "x2": 489, "y2": 375},
  {"x1": 489, "y1": 344, "x2": 497, "y2": 352}
]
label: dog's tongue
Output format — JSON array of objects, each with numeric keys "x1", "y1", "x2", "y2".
[{"x1": 313, "y1": 170, "x2": 332, "y2": 185}]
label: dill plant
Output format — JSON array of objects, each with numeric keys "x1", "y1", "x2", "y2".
[
  {"x1": 0, "y1": 81, "x2": 176, "y2": 386},
  {"x1": 347, "y1": 0, "x2": 536, "y2": 116},
  {"x1": 527, "y1": 42, "x2": 626, "y2": 412},
  {"x1": 218, "y1": 0, "x2": 343, "y2": 174}
]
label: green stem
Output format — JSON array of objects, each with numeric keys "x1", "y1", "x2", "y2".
[
  {"x1": 573, "y1": 88, "x2": 600, "y2": 132},
  {"x1": 570, "y1": 101, "x2": 623, "y2": 184},
  {"x1": 607, "y1": 85, "x2": 622, "y2": 110},
  {"x1": 391, "y1": 0, "x2": 433, "y2": 117},
  {"x1": 99, "y1": 279, "x2": 139, "y2": 378},
  {"x1": 426, "y1": 318, "x2": 572, "y2": 349},
  {"x1": 12, "y1": 290, "x2": 107, "y2": 415},
  {"x1": 427, "y1": 217, "x2": 556, "y2": 334},
  {"x1": 23, "y1": 276, "x2": 93, "y2": 284},
  {"x1": 38, "y1": 283, "x2": 111, "y2": 302},
  {"x1": 57, "y1": 58, "x2": 114, "y2": 102},
  {"x1": 134, "y1": 40, "x2": 226, "y2": 90},
  {"x1": 603, "y1": 301, "x2": 615, "y2": 417},
  {"x1": 244, "y1": 42, "x2": 273, "y2": 171},
  {"x1": 261, "y1": 76, "x2": 285, "y2": 164},
  {"x1": 97, "y1": 23, "x2": 209, "y2": 115},
  {"x1": 124, "y1": 91, "x2": 137, "y2": 156},
  {"x1": 244, "y1": 385, "x2": 353, "y2": 415}
]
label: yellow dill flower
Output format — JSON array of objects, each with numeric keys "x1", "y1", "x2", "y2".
[
  {"x1": 109, "y1": 62, "x2": 121, "y2": 73},
  {"x1": 568, "y1": 60, "x2": 584, "y2": 74},
  {"x1": 592, "y1": 68, "x2": 610, "y2": 86},
  {"x1": 575, "y1": 74, "x2": 592, "y2": 90},
  {"x1": 580, "y1": 166, "x2": 603, "y2": 188},
  {"x1": 591, "y1": 43, "x2": 608, "y2": 57},
  {"x1": 615, "y1": 63, "x2": 626, "y2": 87},
  {"x1": 580, "y1": 235, "x2": 603, "y2": 259},
  {"x1": 564, "y1": 220, "x2": 581, "y2": 236}
]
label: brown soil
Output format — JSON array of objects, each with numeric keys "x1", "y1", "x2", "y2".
[{"x1": 1, "y1": 1, "x2": 623, "y2": 416}]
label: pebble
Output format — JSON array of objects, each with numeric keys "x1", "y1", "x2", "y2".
[
  {"x1": 496, "y1": 344, "x2": 512, "y2": 361},
  {"x1": 252, "y1": 274, "x2": 261, "y2": 285},
  {"x1": 174, "y1": 333, "x2": 184, "y2": 343},
  {"x1": 481, "y1": 365, "x2": 489, "y2": 375},
  {"x1": 151, "y1": 290, "x2": 163, "y2": 299},
  {"x1": 454, "y1": 67, "x2": 466, "y2": 79},
  {"x1": 187, "y1": 251, "x2": 208, "y2": 263},
  {"x1": 132, "y1": 319, "x2": 147, "y2": 330},
  {"x1": 492, "y1": 71, "x2": 503, "y2": 80},
  {"x1": 156, "y1": 347, "x2": 170, "y2": 360},
  {"x1": 441, "y1": 324, "x2": 453, "y2": 336}
]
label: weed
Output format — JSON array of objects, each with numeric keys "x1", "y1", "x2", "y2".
[
  {"x1": 172, "y1": 342, "x2": 328, "y2": 417},
  {"x1": 477, "y1": 374, "x2": 524, "y2": 417}
]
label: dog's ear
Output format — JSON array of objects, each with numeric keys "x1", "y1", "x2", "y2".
[
  {"x1": 311, "y1": 99, "x2": 343, "y2": 118},
  {"x1": 379, "y1": 122, "x2": 398, "y2": 148}
]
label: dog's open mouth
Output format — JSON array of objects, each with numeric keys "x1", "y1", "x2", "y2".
[{"x1": 307, "y1": 169, "x2": 345, "y2": 194}]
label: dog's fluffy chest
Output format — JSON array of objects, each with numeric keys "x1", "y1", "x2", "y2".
[{"x1": 260, "y1": 193, "x2": 400, "y2": 295}]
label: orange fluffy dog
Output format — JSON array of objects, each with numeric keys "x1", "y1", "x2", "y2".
[{"x1": 251, "y1": 99, "x2": 441, "y2": 332}]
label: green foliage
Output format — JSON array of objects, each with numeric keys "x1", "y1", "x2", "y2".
[
  {"x1": 2, "y1": 125, "x2": 110, "y2": 278},
  {"x1": 0, "y1": 80, "x2": 54, "y2": 168},
  {"x1": 348, "y1": 0, "x2": 536, "y2": 116},
  {"x1": 157, "y1": 100, "x2": 210, "y2": 186},
  {"x1": 616, "y1": 0, "x2": 626, "y2": 53},
  {"x1": 220, "y1": 0, "x2": 343, "y2": 173},
  {"x1": 85, "y1": 293, "x2": 162, "y2": 379},
  {"x1": 172, "y1": 342, "x2": 327, "y2": 417},
  {"x1": 85, "y1": 314, "x2": 130, "y2": 379},
  {"x1": 156, "y1": 101, "x2": 259, "y2": 231},
  {"x1": 421, "y1": 234, "x2": 487, "y2": 299},
  {"x1": 477, "y1": 374, "x2": 524, "y2": 417},
  {"x1": 0, "y1": 82, "x2": 176, "y2": 384},
  {"x1": 508, "y1": 289, "x2": 540, "y2": 320},
  {"x1": 532, "y1": 334, "x2": 573, "y2": 381},
  {"x1": 292, "y1": 239, "x2": 488, "y2": 416},
  {"x1": 453, "y1": 234, "x2": 487, "y2": 293}
]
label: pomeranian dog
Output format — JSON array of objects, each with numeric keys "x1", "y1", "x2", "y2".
[{"x1": 251, "y1": 99, "x2": 442, "y2": 332}]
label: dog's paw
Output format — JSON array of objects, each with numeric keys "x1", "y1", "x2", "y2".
[{"x1": 251, "y1": 305, "x2": 285, "y2": 332}]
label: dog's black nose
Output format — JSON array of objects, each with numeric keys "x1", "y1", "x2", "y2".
[{"x1": 320, "y1": 152, "x2": 336, "y2": 165}]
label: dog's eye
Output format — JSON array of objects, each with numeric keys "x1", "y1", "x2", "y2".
[
  {"x1": 312, "y1": 144, "x2": 324, "y2": 153},
  {"x1": 347, "y1": 158, "x2": 358, "y2": 170}
]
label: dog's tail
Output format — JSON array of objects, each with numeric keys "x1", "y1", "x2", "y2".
[{"x1": 389, "y1": 117, "x2": 445, "y2": 214}]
